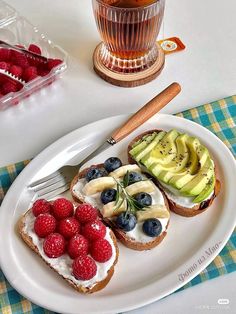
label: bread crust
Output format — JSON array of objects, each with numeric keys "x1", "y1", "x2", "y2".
[
  {"x1": 70, "y1": 164, "x2": 170, "y2": 251},
  {"x1": 18, "y1": 209, "x2": 119, "y2": 294},
  {"x1": 127, "y1": 129, "x2": 221, "y2": 217}
]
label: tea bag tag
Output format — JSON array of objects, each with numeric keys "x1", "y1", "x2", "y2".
[{"x1": 158, "y1": 37, "x2": 186, "y2": 55}]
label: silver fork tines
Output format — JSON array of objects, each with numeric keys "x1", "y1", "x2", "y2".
[
  {"x1": 28, "y1": 165, "x2": 80, "y2": 199},
  {"x1": 31, "y1": 183, "x2": 70, "y2": 202},
  {"x1": 27, "y1": 141, "x2": 112, "y2": 200}
]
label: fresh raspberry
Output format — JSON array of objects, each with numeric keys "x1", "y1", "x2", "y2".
[
  {"x1": 47, "y1": 58, "x2": 62, "y2": 70},
  {"x1": 28, "y1": 44, "x2": 41, "y2": 55},
  {"x1": 75, "y1": 204, "x2": 98, "y2": 224},
  {"x1": 1, "y1": 81, "x2": 19, "y2": 95},
  {"x1": 11, "y1": 51, "x2": 29, "y2": 68},
  {"x1": 37, "y1": 68, "x2": 50, "y2": 77},
  {"x1": 82, "y1": 220, "x2": 106, "y2": 241},
  {"x1": 72, "y1": 255, "x2": 97, "y2": 280},
  {"x1": 9, "y1": 65, "x2": 23, "y2": 78},
  {"x1": 34, "y1": 213, "x2": 56, "y2": 238},
  {"x1": 0, "y1": 62, "x2": 10, "y2": 71},
  {"x1": 32, "y1": 199, "x2": 51, "y2": 217},
  {"x1": 58, "y1": 217, "x2": 80, "y2": 239},
  {"x1": 22, "y1": 66, "x2": 37, "y2": 82},
  {"x1": 43, "y1": 233, "x2": 65, "y2": 258},
  {"x1": 67, "y1": 234, "x2": 89, "y2": 259},
  {"x1": 90, "y1": 238, "x2": 112, "y2": 263},
  {"x1": 0, "y1": 48, "x2": 11, "y2": 61},
  {"x1": 51, "y1": 198, "x2": 74, "y2": 220},
  {"x1": 0, "y1": 73, "x2": 6, "y2": 84}
]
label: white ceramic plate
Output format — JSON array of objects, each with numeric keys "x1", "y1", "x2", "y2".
[{"x1": 0, "y1": 114, "x2": 236, "y2": 314}]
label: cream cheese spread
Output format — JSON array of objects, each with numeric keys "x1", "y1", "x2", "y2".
[
  {"x1": 160, "y1": 182, "x2": 214, "y2": 209},
  {"x1": 72, "y1": 173, "x2": 169, "y2": 243}
]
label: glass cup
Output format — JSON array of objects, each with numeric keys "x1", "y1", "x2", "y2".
[{"x1": 92, "y1": 0, "x2": 165, "y2": 73}]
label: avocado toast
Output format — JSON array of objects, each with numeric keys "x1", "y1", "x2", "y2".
[
  {"x1": 70, "y1": 159, "x2": 170, "y2": 251},
  {"x1": 128, "y1": 129, "x2": 221, "y2": 217}
]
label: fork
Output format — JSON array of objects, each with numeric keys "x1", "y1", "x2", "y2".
[
  {"x1": 0, "y1": 40, "x2": 48, "y2": 64},
  {"x1": 28, "y1": 82, "x2": 181, "y2": 200}
]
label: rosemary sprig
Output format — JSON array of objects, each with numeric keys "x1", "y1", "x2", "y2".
[
  {"x1": 113, "y1": 180, "x2": 124, "y2": 211},
  {"x1": 122, "y1": 170, "x2": 130, "y2": 188},
  {"x1": 113, "y1": 171, "x2": 149, "y2": 213}
]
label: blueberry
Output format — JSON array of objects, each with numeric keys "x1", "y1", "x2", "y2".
[
  {"x1": 143, "y1": 219, "x2": 162, "y2": 237},
  {"x1": 101, "y1": 188, "x2": 117, "y2": 204},
  {"x1": 116, "y1": 212, "x2": 137, "y2": 231},
  {"x1": 104, "y1": 157, "x2": 122, "y2": 173},
  {"x1": 85, "y1": 167, "x2": 107, "y2": 182},
  {"x1": 134, "y1": 192, "x2": 152, "y2": 207},
  {"x1": 127, "y1": 172, "x2": 143, "y2": 185}
]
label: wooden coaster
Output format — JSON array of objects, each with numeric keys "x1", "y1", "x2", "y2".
[{"x1": 93, "y1": 42, "x2": 165, "y2": 88}]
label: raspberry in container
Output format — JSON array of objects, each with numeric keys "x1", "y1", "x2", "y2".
[{"x1": 0, "y1": 0, "x2": 67, "y2": 109}]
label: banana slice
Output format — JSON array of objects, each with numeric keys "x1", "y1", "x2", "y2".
[
  {"x1": 109, "y1": 164, "x2": 141, "y2": 179},
  {"x1": 101, "y1": 199, "x2": 127, "y2": 218},
  {"x1": 125, "y1": 180, "x2": 155, "y2": 196},
  {"x1": 83, "y1": 177, "x2": 116, "y2": 195},
  {"x1": 136, "y1": 205, "x2": 170, "y2": 222}
]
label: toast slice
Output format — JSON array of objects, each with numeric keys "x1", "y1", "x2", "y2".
[
  {"x1": 70, "y1": 164, "x2": 170, "y2": 251},
  {"x1": 18, "y1": 207, "x2": 119, "y2": 294},
  {"x1": 127, "y1": 130, "x2": 221, "y2": 217}
]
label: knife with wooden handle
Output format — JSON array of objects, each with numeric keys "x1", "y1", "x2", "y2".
[
  {"x1": 29, "y1": 82, "x2": 181, "y2": 188},
  {"x1": 110, "y1": 82, "x2": 181, "y2": 143},
  {"x1": 79, "y1": 82, "x2": 181, "y2": 167}
]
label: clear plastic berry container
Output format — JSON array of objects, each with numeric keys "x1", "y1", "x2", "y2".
[{"x1": 0, "y1": 0, "x2": 67, "y2": 109}]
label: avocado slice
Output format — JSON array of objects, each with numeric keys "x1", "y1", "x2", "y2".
[
  {"x1": 141, "y1": 129, "x2": 179, "y2": 169},
  {"x1": 129, "y1": 133, "x2": 157, "y2": 157},
  {"x1": 130, "y1": 128, "x2": 215, "y2": 199},
  {"x1": 193, "y1": 174, "x2": 215, "y2": 203},
  {"x1": 152, "y1": 134, "x2": 189, "y2": 183},
  {"x1": 134, "y1": 131, "x2": 166, "y2": 162},
  {"x1": 131, "y1": 134, "x2": 150, "y2": 147},
  {"x1": 129, "y1": 141, "x2": 147, "y2": 157},
  {"x1": 180, "y1": 157, "x2": 214, "y2": 196},
  {"x1": 168, "y1": 137, "x2": 202, "y2": 189}
]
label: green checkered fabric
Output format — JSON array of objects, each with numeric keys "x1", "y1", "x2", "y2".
[
  {"x1": 0, "y1": 95, "x2": 235, "y2": 313},
  {"x1": 0, "y1": 160, "x2": 30, "y2": 204},
  {"x1": 175, "y1": 95, "x2": 236, "y2": 291}
]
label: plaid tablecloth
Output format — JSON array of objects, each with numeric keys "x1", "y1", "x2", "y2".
[{"x1": 0, "y1": 95, "x2": 236, "y2": 313}]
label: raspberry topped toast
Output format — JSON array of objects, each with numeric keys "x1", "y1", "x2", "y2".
[
  {"x1": 18, "y1": 198, "x2": 119, "y2": 293},
  {"x1": 70, "y1": 157, "x2": 170, "y2": 251}
]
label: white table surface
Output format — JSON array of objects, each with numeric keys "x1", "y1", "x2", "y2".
[{"x1": 1, "y1": 0, "x2": 236, "y2": 313}]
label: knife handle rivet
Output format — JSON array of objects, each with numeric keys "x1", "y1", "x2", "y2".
[{"x1": 107, "y1": 137, "x2": 116, "y2": 145}]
